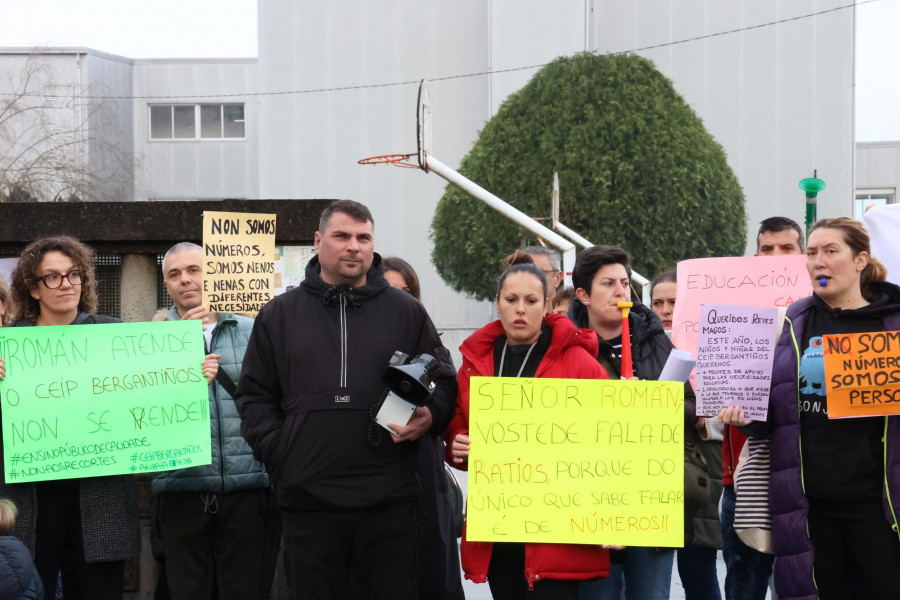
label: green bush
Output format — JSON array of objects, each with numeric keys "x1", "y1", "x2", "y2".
[{"x1": 431, "y1": 53, "x2": 746, "y2": 300}]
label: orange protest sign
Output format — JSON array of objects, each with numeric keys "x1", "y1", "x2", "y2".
[{"x1": 822, "y1": 331, "x2": 900, "y2": 418}]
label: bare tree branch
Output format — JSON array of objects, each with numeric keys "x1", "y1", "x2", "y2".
[{"x1": 0, "y1": 50, "x2": 133, "y2": 202}]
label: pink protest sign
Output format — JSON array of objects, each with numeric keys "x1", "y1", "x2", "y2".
[
  {"x1": 671, "y1": 255, "x2": 812, "y2": 413},
  {"x1": 695, "y1": 304, "x2": 779, "y2": 419}
]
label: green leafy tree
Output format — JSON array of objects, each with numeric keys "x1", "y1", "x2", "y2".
[{"x1": 431, "y1": 53, "x2": 746, "y2": 300}]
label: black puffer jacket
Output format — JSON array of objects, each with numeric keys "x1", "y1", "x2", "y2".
[
  {"x1": 0, "y1": 536, "x2": 42, "y2": 600},
  {"x1": 237, "y1": 254, "x2": 457, "y2": 511}
]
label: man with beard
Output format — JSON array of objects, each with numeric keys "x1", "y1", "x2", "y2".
[{"x1": 153, "y1": 242, "x2": 270, "y2": 599}]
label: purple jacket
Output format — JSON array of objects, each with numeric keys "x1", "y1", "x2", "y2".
[{"x1": 744, "y1": 295, "x2": 900, "y2": 600}]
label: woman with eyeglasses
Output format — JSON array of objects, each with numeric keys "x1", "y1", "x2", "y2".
[{"x1": 0, "y1": 236, "x2": 140, "y2": 599}]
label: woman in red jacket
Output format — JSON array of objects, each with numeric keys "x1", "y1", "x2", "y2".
[{"x1": 445, "y1": 256, "x2": 611, "y2": 599}]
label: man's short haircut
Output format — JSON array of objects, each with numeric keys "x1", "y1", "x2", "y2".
[
  {"x1": 757, "y1": 216, "x2": 805, "y2": 251},
  {"x1": 162, "y1": 242, "x2": 203, "y2": 274},
  {"x1": 318, "y1": 200, "x2": 374, "y2": 232},
  {"x1": 571, "y1": 245, "x2": 632, "y2": 294},
  {"x1": 522, "y1": 245, "x2": 561, "y2": 272}
]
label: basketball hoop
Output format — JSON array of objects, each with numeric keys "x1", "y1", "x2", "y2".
[{"x1": 357, "y1": 153, "x2": 420, "y2": 169}]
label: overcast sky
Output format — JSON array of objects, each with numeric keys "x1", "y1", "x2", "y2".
[{"x1": 0, "y1": 0, "x2": 897, "y2": 141}]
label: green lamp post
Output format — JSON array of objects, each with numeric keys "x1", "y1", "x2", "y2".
[{"x1": 799, "y1": 175, "x2": 826, "y2": 236}]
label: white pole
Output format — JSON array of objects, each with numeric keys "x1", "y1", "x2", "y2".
[
  {"x1": 426, "y1": 155, "x2": 577, "y2": 287},
  {"x1": 553, "y1": 221, "x2": 594, "y2": 249}
]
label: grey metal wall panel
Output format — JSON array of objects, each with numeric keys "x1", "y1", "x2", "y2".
[{"x1": 593, "y1": 0, "x2": 855, "y2": 251}]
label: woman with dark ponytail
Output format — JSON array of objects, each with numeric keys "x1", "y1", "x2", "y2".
[
  {"x1": 722, "y1": 217, "x2": 900, "y2": 599},
  {"x1": 445, "y1": 252, "x2": 612, "y2": 598}
]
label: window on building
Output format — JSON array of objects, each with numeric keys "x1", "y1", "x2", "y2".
[
  {"x1": 854, "y1": 189, "x2": 896, "y2": 220},
  {"x1": 149, "y1": 104, "x2": 245, "y2": 140}
]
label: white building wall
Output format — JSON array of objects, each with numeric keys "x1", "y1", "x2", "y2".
[
  {"x1": 85, "y1": 52, "x2": 134, "y2": 202},
  {"x1": 592, "y1": 0, "x2": 855, "y2": 250},
  {"x1": 256, "y1": 0, "x2": 498, "y2": 352},
  {"x1": 857, "y1": 141, "x2": 900, "y2": 190},
  {"x1": 256, "y1": 0, "x2": 855, "y2": 342},
  {"x1": 131, "y1": 59, "x2": 258, "y2": 202},
  {"x1": 0, "y1": 49, "x2": 133, "y2": 202}
]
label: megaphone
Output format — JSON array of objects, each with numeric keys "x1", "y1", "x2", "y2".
[
  {"x1": 375, "y1": 353, "x2": 439, "y2": 435},
  {"x1": 382, "y1": 354, "x2": 439, "y2": 407}
]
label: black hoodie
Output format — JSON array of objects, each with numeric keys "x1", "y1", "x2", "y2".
[
  {"x1": 798, "y1": 280, "x2": 900, "y2": 518},
  {"x1": 236, "y1": 253, "x2": 457, "y2": 511}
]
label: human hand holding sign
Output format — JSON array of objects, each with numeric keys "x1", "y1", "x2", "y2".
[
  {"x1": 181, "y1": 305, "x2": 213, "y2": 330},
  {"x1": 718, "y1": 405, "x2": 753, "y2": 427},
  {"x1": 202, "y1": 354, "x2": 220, "y2": 385},
  {"x1": 450, "y1": 433, "x2": 471, "y2": 465}
]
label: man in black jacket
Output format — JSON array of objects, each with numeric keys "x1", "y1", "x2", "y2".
[{"x1": 236, "y1": 200, "x2": 457, "y2": 600}]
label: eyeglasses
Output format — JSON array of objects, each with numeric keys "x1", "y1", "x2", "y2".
[{"x1": 36, "y1": 269, "x2": 85, "y2": 289}]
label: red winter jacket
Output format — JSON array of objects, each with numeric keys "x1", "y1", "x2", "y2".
[{"x1": 444, "y1": 313, "x2": 611, "y2": 587}]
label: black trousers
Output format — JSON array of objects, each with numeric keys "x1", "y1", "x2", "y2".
[
  {"x1": 283, "y1": 501, "x2": 418, "y2": 600},
  {"x1": 34, "y1": 479, "x2": 124, "y2": 600},
  {"x1": 487, "y1": 543, "x2": 580, "y2": 600},
  {"x1": 808, "y1": 512, "x2": 900, "y2": 600},
  {"x1": 160, "y1": 489, "x2": 264, "y2": 600}
]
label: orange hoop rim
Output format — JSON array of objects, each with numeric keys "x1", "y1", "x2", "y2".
[{"x1": 357, "y1": 153, "x2": 420, "y2": 169}]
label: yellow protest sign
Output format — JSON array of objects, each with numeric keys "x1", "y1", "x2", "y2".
[
  {"x1": 823, "y1": 331, "x2": 900, "y2": 418},
  {"x1": 202, "y1": 211, "x2": 276, "y2": 314},
  {"x1": 466, "y1": 377, "x2": 684, "y2": 547}
]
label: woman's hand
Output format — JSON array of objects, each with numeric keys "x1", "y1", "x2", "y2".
[
  {"x1": 602, "y1": 544, "x2": 626, "y2": 550},
  {"x1": 0, "y1": 357, "x2": 5, "y2": 380},
  {"x1": 451, "y1": 433, "x2": 471, "y2": 465},
  {"x1": 718, "y1": 405, "x2": 753, "y2": 427},
  {"x1": 202, "y1": 353, "x2": 221, "y2": 385}
]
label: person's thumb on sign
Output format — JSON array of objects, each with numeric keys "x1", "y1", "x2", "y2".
[{"x1": 202, "y1": 354, "x2": 221, "y2": 385}]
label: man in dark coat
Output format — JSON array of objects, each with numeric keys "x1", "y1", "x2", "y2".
[{"x1": 236, "y1": 200, "x2": 457, "y2": 600}]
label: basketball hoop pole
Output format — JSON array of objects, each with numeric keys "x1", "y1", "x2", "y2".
[
  {"x1": 549, "y1": 172, "x2": 651, "y2": 304},
  {"x1": 424, "y1": 154, "x2": 577, "y2": 287},
  {"x1": 550, "y1": 172, "x2": 593, "y2": 248}
]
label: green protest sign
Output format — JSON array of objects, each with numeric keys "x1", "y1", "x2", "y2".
[{"x1": 0, "y1": 320, "x2": 212, "y2": 483}]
